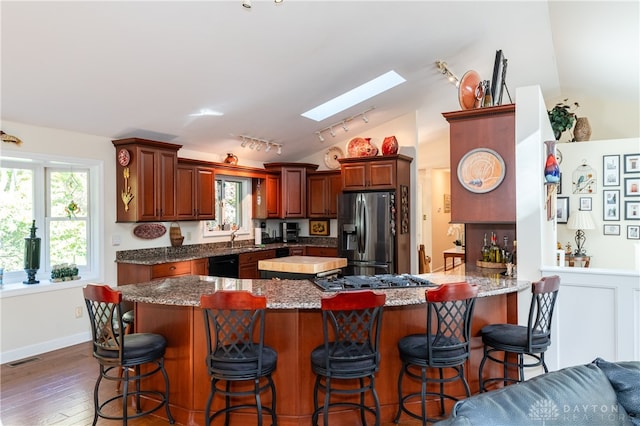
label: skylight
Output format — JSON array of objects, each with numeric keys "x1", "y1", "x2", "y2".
[{"x1": 301, "y1": 70, "x2": 406, "y2": 122}]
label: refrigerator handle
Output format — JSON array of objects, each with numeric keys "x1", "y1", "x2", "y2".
[
  {"x1": 361, "y1": 198, "x2": 367, "y2": 252},
  {"x1": 357, "y1": 196, "x2": 365, "y2": 253}
]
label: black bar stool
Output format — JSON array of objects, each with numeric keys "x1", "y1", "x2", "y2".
[
  {"x1": 83, "y1": 284, "x2": 174, "y2": 426},
  {"x1": 200, "y1": 290, "x2": 277, "y2": 426},
  {"x1": 394, "y1": 282, "x2": 478, "y2": 425},
  {"x1": 311, "y1": 290, "x2": 386, "y2": 426},
  {"x1": 478, "y1": 275, "x2": 560, "y2": 392}
]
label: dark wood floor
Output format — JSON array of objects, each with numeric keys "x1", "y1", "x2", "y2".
[{"x1": 1, "y1": 342, "x2": 424, "y2": 425}]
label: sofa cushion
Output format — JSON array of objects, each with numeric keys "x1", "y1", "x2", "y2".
[
  {"x1": 593, "y1": 358, "x2": 640, "y2": 425},
  {"x1": 435, "y1": 363, "x2": 632, "y2": 425}
]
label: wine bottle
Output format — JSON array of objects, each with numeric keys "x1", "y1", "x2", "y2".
[{"x1": 482, "y1": 233, "x2": 490, "y2": 262}]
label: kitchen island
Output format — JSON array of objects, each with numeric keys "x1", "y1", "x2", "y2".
[{"x1": 119, "y1": 269, "x2": 528, "y2": 426}]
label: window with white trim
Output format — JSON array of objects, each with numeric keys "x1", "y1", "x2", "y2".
[
  {"x1": 203, "y1": 176, "x2": 251, "y2": 236},
  {"x1": 0, "y1": 155, "x2": 101, "y2": 285}
]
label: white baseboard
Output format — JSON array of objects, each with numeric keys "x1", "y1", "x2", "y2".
[{"x1": 0, "y1": 331, "x2": 91, "y2": 365}]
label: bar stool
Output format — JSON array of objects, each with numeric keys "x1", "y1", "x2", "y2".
[
  {"x1": 83, "y1": 284, "x2": 174, "y2": 426},
  {"x1": 394, "y1": 282, "x2": 478, "y2": 425},
  {"x1": 478, "y1": 275, "x2": 560, "y2": 392},
  {"x1": 200, "y1": 290, "x2": 277, "y2": 426},
  {"x1": 310, "y1": 290, "x2": 386, "y2": 426}
]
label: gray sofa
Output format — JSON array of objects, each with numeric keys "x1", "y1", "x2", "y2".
[{"x1": 435, "y1": 358, "x2": 640, "y2": 426}]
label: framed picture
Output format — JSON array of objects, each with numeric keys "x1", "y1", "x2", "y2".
[
  {"x1": 579, "y1": 197, "x2": 592, "y2": 211},
  {"x1": 309, "y1": 219, "x2": 330, "y2": 236},
  {"x1": 624, "y1": 177, "x2": 640, "y2": 196},
  {"x1": 556, "y1": 196, "x2": 569, "y2": 224},
  {"x1": 628, "y1": 225, "x2": 640, "y2": 240},
  {"x1": 602, "y1": 155, "x2": 620, "y2": 186},
  {"x1": 625, "y1": 201, "x2": 640, "y2": 220},
  {"x1": 603, "y1": 189, "x2": 620, "y2": 221},
  {"x1": 557, "y1": 173, "x2": 562, "y2": 194},
  {"x1": 624, "y1": 153, "x2": 640, "y2": 173},
  {"x1": 443, "y1": 193, "x2": 451, "y2": 213},
  {"x1": 603, "y1": 224, "x2": 620, "y2": 236},
  {"x1": 490, "y1": 49, "x2": 506, "y2": 105}
]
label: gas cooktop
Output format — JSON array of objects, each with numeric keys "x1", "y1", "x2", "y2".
[{"x1": 313, "y1": 274, "x2": 437, "y2": 292}]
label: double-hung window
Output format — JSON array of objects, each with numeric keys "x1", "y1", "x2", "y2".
[{"x1": 0, "y1": 154, "x2": 101, "y2": 286}]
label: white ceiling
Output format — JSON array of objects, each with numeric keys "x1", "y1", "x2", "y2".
[{"x1": 2, "y1": 1, "x2": 638, "y2": 163}]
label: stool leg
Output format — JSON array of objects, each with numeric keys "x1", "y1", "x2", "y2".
[
  {"x1": 371, "y1": 375, "x2": 381, "y2": 426},
  {"x1": 359, "y1": 378, "x2": 366, "y2": 425},
  {"x1": 323, "y1": 377, "x2": 331, "y2": 426},
  {"x1": 393, "y1": 363, "x2": 405, "y2": 423}
]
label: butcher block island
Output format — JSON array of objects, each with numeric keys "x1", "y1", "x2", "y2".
[
  {"x1": 118, "y1": 271, "x2": 528, "y2": 426},
  {"x1": 258, "y1": 255, "x2": 347, "y2": 279}
]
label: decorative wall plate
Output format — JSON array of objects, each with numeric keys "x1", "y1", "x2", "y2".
[
  {"x1": 458, "y1": 70, "x2": 481, "y2": 110},
  {"x1": 133, "y1": 223, "x2": 167, "y2": 239},
  {"x1": 457, "y1": 148, "x2": 506, "y2": 193},
  {"x1": 324, "y1": 146, "x2": 344, "y2": 170}
]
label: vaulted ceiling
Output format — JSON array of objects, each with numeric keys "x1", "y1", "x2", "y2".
[{"x1": 2, "y1": 1, "x2": 638, "y2": 163}]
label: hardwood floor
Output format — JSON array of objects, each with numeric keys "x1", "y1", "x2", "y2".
[{"x1": 1, "y1": 342, "x2": 424, "y2": 425}]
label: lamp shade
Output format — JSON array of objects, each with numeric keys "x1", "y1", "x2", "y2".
[{"x1": 567, "y1": 210, "x2": 595, "y2": 230}]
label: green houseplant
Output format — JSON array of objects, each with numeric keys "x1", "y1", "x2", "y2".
[{"x1": 548, "y1": 99, "x2": 579, "y2": 140}]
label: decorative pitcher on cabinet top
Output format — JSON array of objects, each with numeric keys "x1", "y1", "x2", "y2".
[{"x1": 544, "y1": 140, "x2": 560, "y2": 183}]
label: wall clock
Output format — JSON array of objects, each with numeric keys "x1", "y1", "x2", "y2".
[
  {"x1": 117, "y1": 148, "x2": 131, "y2": 167},
  {"x1": 324, "y1": 146, "x2": 344, "y2": 170},
  {"x1": 457, "y1": 148, "x2": 506, "y2": 193}
]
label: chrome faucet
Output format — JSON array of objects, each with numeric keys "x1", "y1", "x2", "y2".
[{"x1": 230, "y1": 229, "x2": 238, "y2": 248}]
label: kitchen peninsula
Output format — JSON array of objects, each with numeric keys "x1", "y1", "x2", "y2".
[{"x1": 119, "y1": 268, "x2": 528, "y2": 426}]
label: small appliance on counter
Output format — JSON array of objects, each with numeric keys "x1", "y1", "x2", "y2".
[{"x1": 282, "y1": 222, "x2": 299, "y2": 243}]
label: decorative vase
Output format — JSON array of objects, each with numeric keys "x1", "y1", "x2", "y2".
[
  {"x1": 381, "y1": 136, "x2": 399, "y2": 155},
  {"x1": 223, "y1": 153, "x2": 238, "y2": 165},
  {"x1": 24, "y1": 220, "x2": 41, "y2": 284},
  {"x1": 573, "y1": 117, "x2": 592, "y2": 142},
  {"x1": 544, "y1": 140, "x2": 560, "y2": 183}
]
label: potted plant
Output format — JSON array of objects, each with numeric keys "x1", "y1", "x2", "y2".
[{"x1": 548, "y1": 99, "x2": 579, "y2": 140}]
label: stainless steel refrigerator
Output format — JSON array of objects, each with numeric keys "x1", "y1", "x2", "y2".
[{"x1": 338, "y1": 191, "x2": 395, "y2": 276}]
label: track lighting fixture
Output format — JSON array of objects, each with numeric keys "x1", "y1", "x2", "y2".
[
  {"x1": 314, "y1": 107, "x2": 375, "y2": 142},
  {"x1": 238, "y1": 135, "x2": 282, "y2": 155},
  {"x1": 436, "y1": 60, "x2": 459, "y2": 87},
  {"x1": 242, "y1": 0, "x2": 283, "y2": 8}
]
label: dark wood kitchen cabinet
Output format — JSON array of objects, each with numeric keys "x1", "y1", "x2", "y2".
[
  {"x1": 339, "y1": 155, "x2": 412, "y2": 191},
  {"x1": 263, "y1": 163, "x2": 318, "y2": 218},
  {"x1": 113, "y1": 138, "x2": 181, "y2": 222},
  {"x1": 307, "y1": 170, "x2": 342, "y2": 218},
  {"x1": 176, "y1": 159, "x2": 215, "y2": 220},
  {"x1": 443, "y1": 104, "x2": 516, "y2": 224},
  {"x1": 253, "y1": 173, "x2": 280, "y2": 219},
  {"x1": 117, "y1": 258, "x2": 206, "y2": 285},
  {"x1": 238, "y1": 249, "x2": 276, "y2": 279}
]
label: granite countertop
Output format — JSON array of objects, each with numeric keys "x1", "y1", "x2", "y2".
[
  {"x1": 118, "y1": 268, "x2": 529, "y2": 309},
  {"x1": 115, "y1": 239, "x2": 336, "y2": 265}
]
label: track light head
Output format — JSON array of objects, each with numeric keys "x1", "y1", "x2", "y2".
[
  {"x1": 242, "y1": 0, "x2": 252, "y2": 8},
  {"x1": 316, "y1": 131, "x2": 325, "y2": 142},
  {"x1": 240, "y1": 137, "x2": 248, "y2": 147},
  {"x1": 329, "y1": 127, "x2": 336, "y2": 137},
  {"x1": 277, "y1": 145, "x2": 282, "y2": 155},
  {"x1": 341, "y1": 122, "x2": 348, "y2": 132},
  {"x1": 362, "y1": 114, "x2": 369, "y2": 123},
  {"x1": 265, "y1": 143, "x2": 272, "y2": 152}
]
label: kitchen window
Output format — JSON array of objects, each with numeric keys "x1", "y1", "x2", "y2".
[
  {"x1": 0, "y1": 155, "x2": 101, "y2": 287},
  {"x1": 203, "y1": 176, "x2": 251, "y2": 236}
]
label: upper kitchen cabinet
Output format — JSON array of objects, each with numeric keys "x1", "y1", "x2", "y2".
[
  {"x1": 252, "y1": 173, "x2": 278, "y2": 219},
  {"x1": 339, "y1": 154, "x2": 412, "y2": 191},
  {"x1": 113, "y1": 138, "x2": 181, "y2": 222},
  {"x1": 443, "y1": 104, "x2": 516, "y2": 224},
  {"x1": 307, "y1": 170, "x2": 342, "y2": 218},
  {"x1": 176, "y1": 158, "x2": 216, "y2": 221},
  {"x1": 263, "y1": 163, "x2": 318, "y2": 218}
]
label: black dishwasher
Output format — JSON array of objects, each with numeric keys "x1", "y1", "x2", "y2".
[{"x1": 208, "y1": 254, "x2": 239, "y2": 278}]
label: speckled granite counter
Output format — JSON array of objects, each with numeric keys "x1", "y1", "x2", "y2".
[
  {"x1": 124, "y1": 268, "x2": 528, "y2": 425},
  {"x1": 115, "y1": 238, "x2": 336, "y2": 265},
  {"x1": 119, "y1": 268, "x2": 528, "y2": 308}
]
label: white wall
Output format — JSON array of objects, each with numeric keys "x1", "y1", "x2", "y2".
[{"x1": 555, "y1": 138, "x2": 640, "y2": 270}]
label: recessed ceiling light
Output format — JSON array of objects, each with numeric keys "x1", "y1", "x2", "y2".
[
  {"x1": 301, "y1": 70, "x2": 406, "y2": 122},
  {"x1": 188, "y1": 109, "x2": 224, "y2": 117}
]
